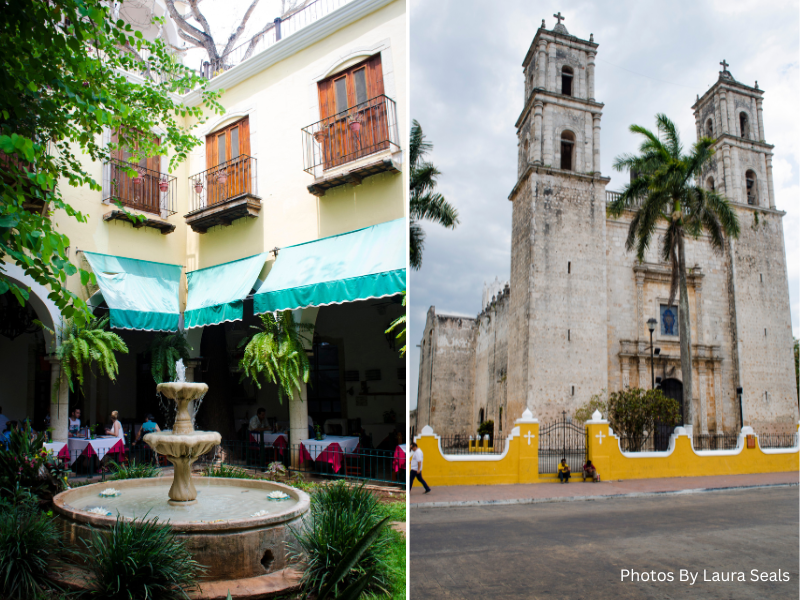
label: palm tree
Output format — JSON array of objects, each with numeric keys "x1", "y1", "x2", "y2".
[
  {"x1": 410, "y1": 120, "x2": 459, "y2": 270},
  {"x1": 608, "y1": 114, "x2": 740, "y2": 428}
]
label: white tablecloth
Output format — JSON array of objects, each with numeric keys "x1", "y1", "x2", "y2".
[
  {"x1": 44, "y1": 442, "x2": 66, "y2": 455},
  {"x1": 249, "y1": 432, "x2": 288, "y2": 445},
  {"x1": 299, "y1": 436, "x2": 360, "y2": 460},
  {"x1": 67, "y1": 436, "x2": 123, "y2": 466},
  {"x1": 399, "y1": 444, "x2": 407, "y2": 453}
]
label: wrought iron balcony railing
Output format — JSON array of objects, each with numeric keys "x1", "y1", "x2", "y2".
[
  {"x1": 201, "y1": 0, "x2": 354, "y2": 80},
  {"x1": 301, "y1": 95, "x2": 400, "y2": 178},
  {"x1": 188, "y1": 155, "x2": 258, "y2": 214},
  {"x1": 102, "y1": 159, "x2": 177, "y2": 216}
]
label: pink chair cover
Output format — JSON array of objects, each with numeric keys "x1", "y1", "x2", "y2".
[{"x1": 393, "y1": 445, "x2": 406, "y2": 472}]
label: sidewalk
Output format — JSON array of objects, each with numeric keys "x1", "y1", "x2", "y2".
[{"x1": 409, "y1": 471, "x2": 799, "y2": 508}]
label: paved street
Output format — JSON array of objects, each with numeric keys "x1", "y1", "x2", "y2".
[{"x1": 410, "y1": 487, "x2": 799, "y2": 599}]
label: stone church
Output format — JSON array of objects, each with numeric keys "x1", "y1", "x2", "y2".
[{"x1": 414, "y1": 17, "x2": 798, "y2": 438}]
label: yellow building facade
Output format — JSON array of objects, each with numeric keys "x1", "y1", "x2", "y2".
[{"x1": 0, "y1": 0, "x2": 407, "y2": 474}]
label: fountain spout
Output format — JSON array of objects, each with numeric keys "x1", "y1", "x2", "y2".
[{"x1": 175, "y1": 358, "x2": 186, "y2": 383}]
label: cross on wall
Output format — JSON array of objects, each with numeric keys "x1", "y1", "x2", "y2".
[
  {"x1": 524, "y1": 430, "x2": 536, "y2": 446},
  {"x1": 720, "y1": 59, "x2": 729, "y2": 71},
  {"x1": 553, "y1": 11, "x2": 565, "y2": 25},
  {"x1": 595, "y1": 431, "x2": 606, "y2": 445}
]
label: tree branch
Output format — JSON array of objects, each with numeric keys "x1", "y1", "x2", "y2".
[
  {"x1": 164, "y1": 0, "x2": 218, "y2": 60},
  {"x1": 221, "y1": 0, "x2": 261, "y2": 57}
]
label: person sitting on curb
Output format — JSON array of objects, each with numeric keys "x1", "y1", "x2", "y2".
[
  {"x1": 558, "y1": 458, "x2": 571, "y2": 483},
  {"x1": 582, "y1": 459, "x2": 600, "y2": 482}
]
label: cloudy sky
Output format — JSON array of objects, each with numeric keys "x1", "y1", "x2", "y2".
[{"x1": 409, "y1": 0, "x2": 800, "y2": 410}]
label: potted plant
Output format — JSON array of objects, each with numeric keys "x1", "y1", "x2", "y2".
[
  {"x1": 314, "y1": 424, "x2": 325, "y2": 441},
  {"x1": 147, "y1": 333, "x2": 191, "y2": 384},
  {"x1": 158, "y1": 178, "x2": 169, "y2": 193},
  {"x1": 193, "y1": 180, "x2": 204, "y2": 194},
  {"x1": 132, "y1": 166, "x2": 145, "y2": 185},
  {"x1": 312, "y1": 129, "x2": 327, "y2": 144},
  {"x1": 348, "y1": 113, "x2": 362, "y2": 133},
  {"x1": 215, "y1": 170, "x2": 228, "y2": 185}
]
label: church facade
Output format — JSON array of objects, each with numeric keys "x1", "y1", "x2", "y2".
[{"x1": 414, "y1": 18, "x2": 798, "y2": 439}]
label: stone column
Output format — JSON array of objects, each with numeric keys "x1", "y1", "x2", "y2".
[
  {"x1": 547, "y1": 42, "x2": 556, "y2": 92},
  {"x1": 289, "y1": 383, "x2": 309, "y2": 468},
  {"x1": 694, "y1": 278, "x2": 704, "y2": 345},
  {"x1": 543, "y1": 105, "x2": 554, "y2": 167},
  {"x1": 727, "y1": 93, "x2": 736, "y2": 135},
  {"x1": 756, "y1": 97, "x2": 765, "y2": 141},
  {"x1": 592, "y1": 114, "x2": 601, "y2": 173},
  {"x1": 731, "y1": 146, "x2": 742, "y2": 204},
  {"x1": 721, "y1": 144, "x2": 733, "y2": 199},
  {"x1": 537, "y1": 43, "x2": 547, "y2": 89},
  {"x1": 48, "y1": 358, "x2": 69, "y2": 442},
  {"x1": 533, "y1": 101, "x2": 543, "y2": 164},
  {"x1": 698, "y1": 362, "x2": 708, "y2": 434},
  {"x1": 584, "y1": 112, "x2": 593, "y2": 172},
  {"x1": 621, "y1": 358, "x2": 630, "y2": 390},
  {"x1": 766, "y1": 155, "x2": 775, "y2": 208},
  {"x1": 639, "y1": 356, "x2": 648, "y2": 390},
  {"x1": 578, "y1": 51, "x2": 587, "y2": 99},
  {"x1": 184, "y1": 359, "x2": 202, "y2": 382},
  {"x1": 713, "y1": 364, "x2": 723, "y2": 434},
  {"x1": 719, "y1": 91, "x2": 729, "y2": 135},
  {"x1": 635, "y1": 271, "x2": 645, "y2": 342},
  {"x1": 587, "y1": 52, "x2": 596, "y2": 101},
  {"x1": 694, "y1": 111, "x2": 701, "y2": 140}
]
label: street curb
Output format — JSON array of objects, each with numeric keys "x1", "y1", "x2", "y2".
[{"x1": 410, "y1": 482, "x2": 799, "y2": 509}]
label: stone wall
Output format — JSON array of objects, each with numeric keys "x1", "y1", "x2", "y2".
[{"x1": 472, "y1": 286, "x2": 510, "y2": 433}]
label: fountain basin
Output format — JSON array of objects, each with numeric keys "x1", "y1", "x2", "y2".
[{"x1": 53, "y1": 477, "x2": 310, "y2": 581}]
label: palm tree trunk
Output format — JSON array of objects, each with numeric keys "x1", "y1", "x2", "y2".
[{"x1": 677, "y1": 234, "x2": 694, "y2": 429}]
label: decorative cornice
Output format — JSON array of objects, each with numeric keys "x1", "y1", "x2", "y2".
[
  {"x1": 508, "y1": 164, "x2": 610, "y2": 201},
  {"x1": 633, "y1": 263, "x2": 704, "y2": 286},
  {"x1": 618, "y1": 339, "x2": 722, "y2": 362},
  {"x1": 182, "y1": 0, "x2": 396, "y2": 107},
  {"x1": 516, "y1": 89, "x2": 603, "y2": 129}
]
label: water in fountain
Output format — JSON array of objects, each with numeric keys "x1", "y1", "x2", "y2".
[{"x1": 175, "y1": 358, "x2": 186, "y2": 383}]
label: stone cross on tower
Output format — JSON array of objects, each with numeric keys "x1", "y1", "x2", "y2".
[
  {"x1": 720, "y1": 59, "x2": 729, "y2": 72},
  {"x1": 553, "y1": 11, "x2": 565, "y2": 25}
]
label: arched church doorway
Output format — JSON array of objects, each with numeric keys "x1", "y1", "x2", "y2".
[{"x1": 655, "y1": 378, "x2": 683, "y2": 450}]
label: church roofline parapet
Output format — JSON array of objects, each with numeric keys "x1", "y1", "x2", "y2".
[
  {"x1": 618, "y1": 339, "x2": 722, "y2": 362},
  {"x1": 523, "y1": 27, "x2": 598, "y2": 67},
  {"x1": 692, "y1": 77, "x2": 764, "y2": 110},
  {"x1": 508, "y1": 164, "x2": 611, "y2": 201},
  {"x1": 727, "y1": 202, "x2": 786, "y2": 218},
  {"x1": 516, "y1": 90, "x2": 604, "y2": 128}
]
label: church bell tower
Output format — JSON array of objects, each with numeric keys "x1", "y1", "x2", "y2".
[{"x1": 506, "y1": 14, "x2": 611, "y2": 423}]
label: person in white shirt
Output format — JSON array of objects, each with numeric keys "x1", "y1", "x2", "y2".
[
  {"x1": 409, "y1": 442, "x2": 431, "y2": 493},
  {"x1": 249, "y1": 408, "x2": 269, "y2": 432},
  {"x1": 106, "y1": 411, "x2": 125, "y2": 444},
  {"x1": 69, "y1": 408, "x2": 81, "y2": 433}
]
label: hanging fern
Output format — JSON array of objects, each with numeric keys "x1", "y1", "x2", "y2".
[
  {"x1": 148, "y1": 333, "x2": 192, "y2": 384},
  {"x1": 385, "y1": 291, "x2": 406, "y2": 357},
  {"x1": 50, "y1": 316, "x2": 128, "y2": 396},
  {"x1": 239, "y1": 311, "x2": 312, "y2": 403}
]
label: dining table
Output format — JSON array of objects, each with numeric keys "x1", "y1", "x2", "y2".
[
  {"x1": 249, "y1": 432, "x2": 289, "y2": 457},
  {"x1": 66, "y1": 436, "x2": 125, "y2": 466},
  {"x1": 298, "y1": 435, "x2": 360, "y2": 474}
]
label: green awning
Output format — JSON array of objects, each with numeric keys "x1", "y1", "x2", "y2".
[
  {"x1": 185, "y1": 253, "x2": 268, "y2": 329},
  {"x1": 83, "y1": 252, "x2": 182, "y2": 332},
  {"x1": 253, "y1": 218, "x2": 405, "y2": 314}
]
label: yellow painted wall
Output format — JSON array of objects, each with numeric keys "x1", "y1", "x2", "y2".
[
  {"x1": 414, "y1": 418, "x2": 541, "y2": 487},
  {"x1": 414, "y1": 416, "x2": 799, "y2": 487},
  {"x1": 586, "y1": 420, "x2": 800, "y2": 480}
]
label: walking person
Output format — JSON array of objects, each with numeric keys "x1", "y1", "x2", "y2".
[{"x1": 409, "y1": 441, "x2": 431, "y2": 493}]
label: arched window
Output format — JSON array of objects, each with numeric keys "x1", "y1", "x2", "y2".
[
  {"x1": 479, "y1": 408, "x2": 485, "y2": 425},
  {"x1": 745, "y1": 170, "x2": 757, "y2": 205},
  {"x1": 706, "y1": 176, "x2": 715, "y2": 191},
  {"x1": 560, "y1": 130, "x2": 575, "y2": 171},
  {"x1": 739, "y1": 112, "x2": 750, "y2": 139},
  {"x1": 706, "y1": 118, "x2": 714, "y2": 137},
  {"x1": 523, "y1": 139, "x2": 529, "y2": 159},
  {"x1": 561, "y1": 66, "x2": 573, "y2": 96}
]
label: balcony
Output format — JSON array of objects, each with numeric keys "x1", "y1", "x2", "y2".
[
  {"x1": 102, "y1": 159, "x2": 177, "y2": 234},
  {"x1": 186, "y1": 155, "x2": 260, "y2": 233},
  {"x1": 302, "y1": 95, "x2": 401, "y2": 196}
]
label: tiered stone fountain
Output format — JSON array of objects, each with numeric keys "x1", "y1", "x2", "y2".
[{"x1": 53, "y1": 361, "x2": 309, "y2": 597}]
